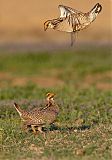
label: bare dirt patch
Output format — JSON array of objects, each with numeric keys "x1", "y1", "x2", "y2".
[
  {"x1": 81, "y1": 71, "x2": 112, "y2": 90},
  {"x1": 0, "y1": 72, "x2": 64, "y2": 88},
  {"x1": 12, "y1": 76, "x2": 64, "y2": 87},
  {"x1": 0, "y1": 72, "x2": 11, "y2": 79},
  {"x1": 0, "y1": 71, "x2": 112, "y2": 90},
  {"x1": 84, "y1": 71, "x2": 112, "y2": 83},
  {"x1": 96, "y1": 82, "x2": 112, "y2": 90}
]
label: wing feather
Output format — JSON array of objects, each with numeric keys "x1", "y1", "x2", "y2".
[
  {"x1": 54, "y1": 16, "x2": 73, "y2": 32},
  {"x1": 58, "y1": 5, "x2": 84, "y2": 17}
]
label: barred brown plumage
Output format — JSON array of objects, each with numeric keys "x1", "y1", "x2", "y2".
[
  {"x1": 14, "y1": 93, "x2": 59, "y2": 134},
  {"x1": 44, "y1": 3, "x2": 102, "y2": 46}
]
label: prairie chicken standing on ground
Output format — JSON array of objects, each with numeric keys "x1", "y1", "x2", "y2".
[
  {"x1": 44, "y1": 3, "x2": 102, "y2": 46},
  {"x1": 14, "y1": 93, "x2": 59, "y2": 134}
]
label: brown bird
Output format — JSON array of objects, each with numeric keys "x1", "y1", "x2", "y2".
[
  {"x1": 44, "y1": 3, "x2": 102, "y2": 46},
  {"x1": 14, "y1": 93, "x2": 59, "y2": 134}
]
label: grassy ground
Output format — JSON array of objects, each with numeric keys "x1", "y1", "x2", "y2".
[{"x1": 0, "y1": 47, "x2": 112, "y2": 160}]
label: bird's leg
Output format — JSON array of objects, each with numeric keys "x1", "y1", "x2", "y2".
[
  {"x1": 38, "y1": 126, "x2": 43, "y2": 133},
  {"x1": 38, "y1": 126, "x2": 46, "y2": 138},
  {"x1": 75, "y1": 31, "x2": 78, "y2": 41},
  {"x1": 71, "y1": 32, "x2": 74, "y2": 46},
  {"x1": 70, "y1": 32, "x2": 78, "y2": 46},
  {"x1": 22, "y1": 122, "x2": 29, "y2": 132},
  {"x1": 31, "y1": 125, "x2": 37, "y2": 134}
]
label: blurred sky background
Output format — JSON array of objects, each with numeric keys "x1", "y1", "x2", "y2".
[{"x1": 0, "y1": 0, "x2": 111, "y2": 52}]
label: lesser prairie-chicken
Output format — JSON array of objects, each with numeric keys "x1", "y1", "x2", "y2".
[
  {"x1": 44, "y1": 3, "x2": 102, "y2": 46},
  {"x1": 14, "y1": 93, "x2": 59, "y2": 134}
]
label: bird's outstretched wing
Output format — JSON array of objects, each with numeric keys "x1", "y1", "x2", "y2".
[
  {"x1": 58, "y1": 5, "x2": 86, "y2": 46},
  {"x1": 58, "y1": 5, "x2": 84, "y2": 17}
]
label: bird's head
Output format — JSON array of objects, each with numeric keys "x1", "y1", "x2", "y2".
[
  {"x1": 46, "y1": 92, "x2": 55, "y2": 101},
  {"x1": 91, "y1": 3, "x2": 102, "y2": 15},
  {"x1": 44, "y1": 20, "x2": 54, "y2": 31}
]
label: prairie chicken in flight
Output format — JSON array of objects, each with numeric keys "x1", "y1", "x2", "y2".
[
  {"x1": 44, "y1": 3, "x2": 102, "y2": 46},
  {"x1": 14, "y1": 93, "x2": 59, "y2": 134}
]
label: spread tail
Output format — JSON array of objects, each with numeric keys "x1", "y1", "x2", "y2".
[
  {"x1": 14, "y1": 102, "x2": 23, "y2": 117},
  {"x1": 90, "y1": 3, "x2": 102, "y2": 14}
]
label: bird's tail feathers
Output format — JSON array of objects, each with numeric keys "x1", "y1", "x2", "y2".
[
  {"x1": 90, "y1": 3, "x2": 102, "y2": 14},
  {"x1": 14, "y1": 102, "x2": 23, "y2": 117}
]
